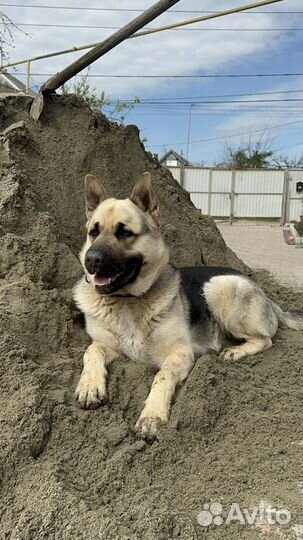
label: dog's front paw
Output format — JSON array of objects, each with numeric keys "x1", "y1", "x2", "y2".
[
  {"x1": 221, "y1": 347, "x2": 243, "y2": 362},
  {"x1": 75, "y1": 373, "x2": 107, "y2": 409},
  {"x1": 135, "y1": 412, "x2": 166, "y2": 441}
]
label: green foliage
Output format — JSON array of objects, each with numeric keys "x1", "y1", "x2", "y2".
[
  {"x1": 222, "y1": 136, "x2": 273, "y2": 169},
  {"x1": 62, "y1": 72, "x2": 140, "y2": 124}
]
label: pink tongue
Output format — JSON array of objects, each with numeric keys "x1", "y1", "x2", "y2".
[{"x1": 94, "y1": 275, "x2": 113, "y2": 287}]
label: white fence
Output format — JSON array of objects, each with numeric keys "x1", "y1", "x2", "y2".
[{"x1": 168, "y1": 166, "x2": 303, "y2": 224}]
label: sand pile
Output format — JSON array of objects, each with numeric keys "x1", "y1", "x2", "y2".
[{"x1": 0, "y1": 95, "x2": 302, "y2": 540}]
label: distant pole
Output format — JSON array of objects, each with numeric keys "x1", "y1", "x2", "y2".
[{"x1": 186, "y1": 103, "x2": 194, "y2": 161}]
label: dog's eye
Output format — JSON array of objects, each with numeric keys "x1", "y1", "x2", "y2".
[
  {"x1": 116, "y1": 222, "x2": 134, "y2": 239},
  {"x1": 89, "y1": 223, "x2": 99, "y2": 240}
]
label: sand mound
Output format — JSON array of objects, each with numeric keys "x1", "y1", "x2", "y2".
[{"x1": 0, "y1": 95, "x2": 302, "y2": 540}]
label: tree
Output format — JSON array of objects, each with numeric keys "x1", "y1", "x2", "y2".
[
  {"x1": 62, "y1": 71, "x2": 140, "y2": 124},
  {"x1": 220, "y1": 136, "x2": 273, "y2": 169},
  {"x1": 271, "y1": 152, "x2": 303, "y2": 169},
  {"x1": 0, "y1": 11, "x2": 27, "y2": 65},
  {"x1": 1, "y1": 11, "x2": 14, "y2": 64}
]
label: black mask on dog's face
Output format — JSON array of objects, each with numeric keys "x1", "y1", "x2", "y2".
[{"x1": 85, "y1": 245, "x2": 143, "y2": 295}]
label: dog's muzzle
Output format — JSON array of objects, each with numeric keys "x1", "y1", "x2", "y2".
[
  {"x1": 84, "y1": 247, "x2": 143, "y2": 294},
  {"x1": 85, "y1": 248, "x2": 125, "y2": 277}
]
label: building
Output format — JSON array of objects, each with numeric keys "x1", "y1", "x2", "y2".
[
  {"x1": 0, "y1": 71, "x2": 36, "y2": 97},
  {"x1": 159, "y1": 149, "x2": 190, "y2": 168}
]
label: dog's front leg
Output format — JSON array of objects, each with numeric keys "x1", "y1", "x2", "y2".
[
  {"x1": 135, "y1": 345, "x2": 194, "y2": 440},
  {"x1": 75, "y1": 342, "x2": 117, "y2": 409}
]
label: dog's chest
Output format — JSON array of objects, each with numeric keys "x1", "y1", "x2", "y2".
[
  {"x1": 119, "y1": 319, "x2": 145, "y2": 362},
  {"x1": 99, "y1": 301, "x2": 154, "y2": 362}
]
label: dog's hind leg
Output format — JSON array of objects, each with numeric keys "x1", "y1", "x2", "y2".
[
  {"x1": 75, "y1": 342, "x2": 118, "y2": 409},
  {"x1": 204, "y1": 275, "x2": 278, "y2": 362},
  {"x1": 222, "y1": 336, "x2": 272, "y2": 361}
]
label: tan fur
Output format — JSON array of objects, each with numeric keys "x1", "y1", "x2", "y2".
[
  {"x1": 203, "y1": 275, "x2": 278, "y2": 360},
  {"x1": 74, "y1": 173, "x2": 194, "y2": 439},
  {"x1": 74, "y1": 173, "x2": 302, "y2": 439}
]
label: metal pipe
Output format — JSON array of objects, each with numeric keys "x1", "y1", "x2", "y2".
[{"x1": 135, "y1": 0, "x2": 284, "y2": 37}]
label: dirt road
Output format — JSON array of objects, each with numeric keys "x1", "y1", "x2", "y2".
[{"x1": 218, "y1": 222, "x2": 303, "y2": 289}]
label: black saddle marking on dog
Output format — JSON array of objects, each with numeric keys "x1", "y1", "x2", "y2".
[{"x1": 179, "y1": 266, "x2": 242, "y2": 326}]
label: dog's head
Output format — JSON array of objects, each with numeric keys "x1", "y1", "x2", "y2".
[{"x1": 80, "y1": 172, "x2": 169, "y2": 296}]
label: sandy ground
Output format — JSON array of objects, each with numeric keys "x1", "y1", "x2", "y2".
[
  {"x1": 218, "y1": 223, "x2": 303, "y2": 290},
  {"x1": 0, "y1": 95, "x2": 303, "y2": 540}
]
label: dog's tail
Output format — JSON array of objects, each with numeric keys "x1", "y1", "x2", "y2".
[{"x1": 271, "y1": 302, "x2": 303, "y2": 330}]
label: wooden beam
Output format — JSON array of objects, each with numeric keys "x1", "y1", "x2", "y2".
[{"x1": 41, "y1": 0, "x2": 181, "y2": 95}]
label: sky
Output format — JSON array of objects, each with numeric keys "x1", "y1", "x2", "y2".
[{"x1": 1, "y1": 0, "x2": 302, "y2": 165}]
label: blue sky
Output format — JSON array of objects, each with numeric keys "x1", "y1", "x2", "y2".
[{"x1": 1, "y1": 0, "x2": 302, "y2": 165}]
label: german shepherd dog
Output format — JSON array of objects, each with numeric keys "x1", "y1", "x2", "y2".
[{"x1": 74, "y1": 172, "x2": 303, "y2": 439}]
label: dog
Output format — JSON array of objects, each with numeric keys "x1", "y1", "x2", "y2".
[{"x1": 74, "y1": 172, "x2": 303, "y2": 439}]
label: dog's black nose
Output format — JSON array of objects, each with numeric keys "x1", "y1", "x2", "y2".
[
  {"x1": 84, "y1": 247, "x2": 125, "y2": 276},
  {"x1": 85, "y1": 249, "x2": 103, "y2": 274}
]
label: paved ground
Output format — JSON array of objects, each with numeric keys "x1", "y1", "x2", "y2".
[{"x1": 217, "y1": 222, "x2": 303, "y2": 289}]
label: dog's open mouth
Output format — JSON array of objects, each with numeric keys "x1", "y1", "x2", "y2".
[
  {"x1": 93, "y1": 257, "x2": 143, "y2": 295},
  {"x1": 94, "y1": 274, "x2": 121, "y2": 287}
]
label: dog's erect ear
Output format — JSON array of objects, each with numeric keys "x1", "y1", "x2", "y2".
[
  {"x1": 130, "y1": 172, "x2": 159, "y2": 219},
  {"x1": 84, "y1": 174, "x2": 108, "y2": 218}
]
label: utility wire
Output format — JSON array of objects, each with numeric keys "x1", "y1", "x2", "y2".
[
  {"x1": 2, "y1": 23, "x2": 302, "y2": 31},
  {"x1": 2, "y1": 0, "x2": 292, "y2": 71},
  {"x1": 105, "y1": 99, "x2": 303, "y2": 104},
  {"x1": 133, "y1": 107, "x2": 302, "y2": 113},
  {"x1": 147, "y1": 120, "x2": 303, "y2": 148},
  {"x1": 272, "y1": 141, "x2": 303, "y2": 152},
  {"x1": 14, "y1": 72, "x2": 303, "y2": 79},
  {"x1": 0, "y1": 4, "x2": 301, "y2": 14},
  {"x1": 134, "y1": 90, "x2": 302, "y2": 102},
  {"x1": 134, "y1": 112, "x2": 301, "y2": 118}
]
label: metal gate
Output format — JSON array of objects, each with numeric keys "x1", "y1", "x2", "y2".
[{"x1": 168, "y1": 166, "x2": 302, "y2": 224}]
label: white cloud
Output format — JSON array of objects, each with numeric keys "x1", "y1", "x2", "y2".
[
  {"x1": 3, "y1": 0, "x2": 302, "y2": 163},
  {"x1": 212, "y1": 76, "x2": 303, "y2": 146},
  {"x1": 2, "y1": 0, "x2": 302, "y2": 98}
]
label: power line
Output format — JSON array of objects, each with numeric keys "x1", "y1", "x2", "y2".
[
  {"x1": 12, "y1": 1, "x2": 293, "y2": 43},
  {"x1": 132, "y1": 107, "x2": 301, "y2": 116},
  {"x1": 106, "y1": 90, "x2": 301, "y2": 103},
  {"x1": 107, "y1": 108, "x2": 302, "y2": 116},
  {"x1": 109, "y1": 98, "x2": 303, "y2": 104},
  {"x1": 14, "y1": 72, "x2": 303, "y2": 79},
  {"x1": 272, "y1": 141, "x2": 303, "y2": 152},
  {"x1": 100, "y1": 89, "x2": 303, "y2": 105},
  {"x1": 0, "y1": 4, "x2": 301, "y2": 14},
  {"x1": 135, "y1": 89, "x2": 302, "y2": 102},
  {"x1": 2, "y1": 23, "x2": 302, "y2": 31},
  {"x1": 147, "y1": 120, "x2": 303, "y2": 148},
  {"x1": 134, "y1": 111, "x2": 301, "y2": 118}
]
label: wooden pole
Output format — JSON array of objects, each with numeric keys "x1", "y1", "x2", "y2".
[
  {"x1": 41, "y1": 0, "x2": 181, "y2": 95},
  {"x1": 26, "y1": 60, "x2": 30, "y2": 94}
]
